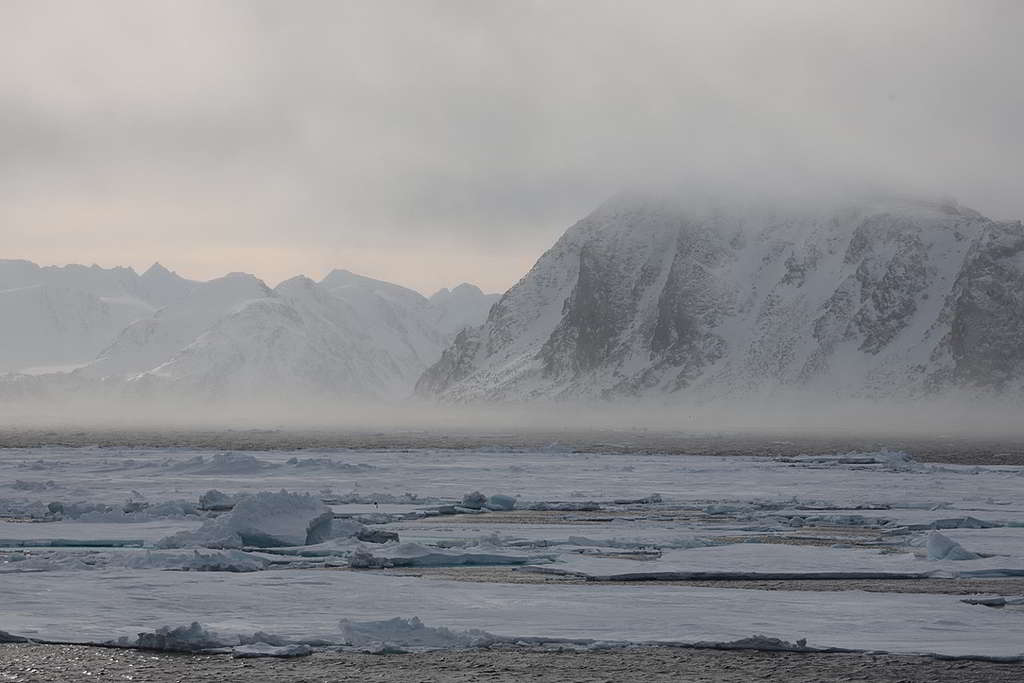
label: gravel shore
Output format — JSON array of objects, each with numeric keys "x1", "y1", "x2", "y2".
[{"x1": 2, "y1": 643, "x2": 1022, "y2": 683}]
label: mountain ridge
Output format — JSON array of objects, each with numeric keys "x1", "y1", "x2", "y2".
[
  {"x1": 0, "y1": 259, "x2": 498, "y2": 400},
  {"x1": 417, "y1": 193, "x2": 1024, "y2": 402}
]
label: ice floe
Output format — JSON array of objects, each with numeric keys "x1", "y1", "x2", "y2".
[
  {"x1": 232, "y1": 642, "x2": 313, "y2": 658},
  {"x1": 4, "y1": 446, "x2": 1024, "y2": 660},
  {"x1": 111, "y1": 622, "x2": 314, "y2": 655},
  {"x1": 349, "y1": 541, "x2": 553, "y2": 568},
  {"x1": 5, "y1": 569, "x2": 1024, "y2": 658},
  {"x1": 927, "y1": 531, "x2": 982, "y2": 561},
  {"x1": 157, "y1": 490, "x2": 360, "y2": 549},
  {"x1": 340, "y1": 616, "x2": 499, "y2": 651}
]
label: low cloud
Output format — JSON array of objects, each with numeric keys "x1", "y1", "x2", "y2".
[{"x1": 1, "y1": 0, "x2": 1021, "y2": 292}]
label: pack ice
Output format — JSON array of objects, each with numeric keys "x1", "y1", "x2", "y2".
[
  {"x1": 158, "y1": 491, "x2": 361, "y2": 549},
  {"x1": 3, "y1": 445, "x2": 1024, "y2": 659}
]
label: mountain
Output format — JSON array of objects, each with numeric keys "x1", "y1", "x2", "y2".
[
  {"x1": 429, "y1": 284, "x2": 501, "y2": 336},
  {"x1": 318, "y1": 269, "x2": 447, "y2": 373},
  {"x1": 138, "y1": 262, "x2": 197, "y2": 306},
  {"x1": 0, "y1": 285, "x2": 126, "y2": 373},
  {"x1": 417, "y1": 193, "x2": 1024, "y2": 401},
  {"x1": 60, "y1": 268, "x2": 498, "y2": 400},
  {"x1": 0, "y1": 259, "x2": 194, "y2": 305},
  {"x1": 131, "y1": 276, "x2": 420, "y2": 398},
  {"x1": 0, "y1": 256, "x2": 501, "y2": 399},
  {"x1": 0, "y1": 260, "x2": 194, "y2": 373},
  {"x1": 83, "y1": 272, "x2": 275, "y2": 378}
]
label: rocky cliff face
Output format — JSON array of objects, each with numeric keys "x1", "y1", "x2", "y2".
[
  {"x1": 417, "y1": 194, "x2": 1023, "y2": 401},
  {"x1": 929, "y1": 222, "x2": 1024, "y2": 392}
]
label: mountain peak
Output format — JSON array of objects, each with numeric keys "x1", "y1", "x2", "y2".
[
  {"x1": 319, "y1": 268, "x2": 377, "y2": 289},
  {"x1": 320, "y1": 269, "x2": 427, "y2": 304},
  {"x1": 450, "y1": 282, "x2": 484, "y2": 297},
  {"x1": 320, "y1": 268, "x2": 353, "y2": 282},
  {"x1": 274, "y1": 275, "x2": 319, "y2": 297},
  {"x1": 142, "y1": 262, "x2": 173, "y2": 278}
]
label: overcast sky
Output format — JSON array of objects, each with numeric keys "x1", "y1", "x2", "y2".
[{"x1": 1, "y1": 1, "x2": 1021, "y2": 294}]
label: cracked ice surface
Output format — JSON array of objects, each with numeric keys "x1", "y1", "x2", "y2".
[
  {"x1": 2, "y1": 569, "x2": 1024, "y2": 657},
  {"x1": 3, "y1": 446, "x2": 1024, "y2": 657}
]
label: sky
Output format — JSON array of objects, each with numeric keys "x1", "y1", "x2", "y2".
[{"x1": 1, "y1": 1, "x2": 1022, "y2": 295}]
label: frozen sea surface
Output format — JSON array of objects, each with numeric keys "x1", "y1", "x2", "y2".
[
  {"x1": 4, "y1": 568, "x2": 1024, "y2": 658},
  {"x1": 2, "y1": 445, "x2": 1024, "y2": 658}
]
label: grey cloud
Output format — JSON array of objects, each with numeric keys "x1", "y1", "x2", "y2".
[{"x1": 0, "y1": 0, "x2": 1021, "y2": 292}]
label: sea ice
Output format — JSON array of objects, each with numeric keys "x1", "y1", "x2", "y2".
[
  {"x1": 927, "y1": 532, "x2": 982, "y2": 561},
  {"x1": 527, "y1": 543, "x2": 936, "y2": 580},
  {"x1": 157, "y1": 490, "x2": 359, "y2": 549},
  {"x1": 120, "y1": 549, "x2": 269, "y2": 572},
  {"x1": 123, "y1": 622, "x2": 231, "y2": 652},
  {"x1": 170, "y1": 452, "x2": 275, "y2": 475},
  {"x1": 461, "y1": 491, "x2": 487, "y2": 509},
  {"x1": 8, "y1": 568, "x2": 1024, "y2": 657},
  {"x1": 232, "y1": 642, "x2": 313, "y2": 658},
  {"x1": 1, "y1": 548, "x2": 269, "y2": 573},
  {"x1": 116, "y1": 622, "x2": 308, "y2": 653},
  {"x1": 486, "y1": 494, "x2": 518, "y2": 511},
  {"x1": 198, "y1": 490, "x2": 235, "y2": 511},
  {"x1": 348, "y1": 541, "x2": 552, "y2": 568},
  {"x1": 339, "y1": 616, "x2": 500, "y2": 650}
]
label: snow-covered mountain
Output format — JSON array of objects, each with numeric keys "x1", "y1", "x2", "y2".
[
  {"x1": 83, "y1": 272, "x2": 273, "y2": 378},
  {"x1": 138, "y1": 262, "x2": 197, "y2": 306},
  {"x1": 114, "y1": 271, "x2": 498, "y2": 399},
  {"x1": 417, "y1": 193, "x2": 1024, "y2": 401},
  {"x1": 0, "y1": 260, "x2": 194, "y2": 373},
  {"x1": 430, "y1": 284, "x2": 502, "y2": 336},
  {"x1": 0, "y1": 260, "x2": 498, "y2": 400},
  {"x1": 0, "y1": 285, "x2": 124, "y2": 373},
  {"x1": 129, "y1": 275, "x2": 426, "y2": 398},
  {"x1": 318, "y1": 269, "x2": 448, "y2": 374}
]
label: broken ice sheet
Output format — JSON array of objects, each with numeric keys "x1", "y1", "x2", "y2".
[
  {"x1": 4, "y1": 569, "x2": 1024, "y2": 657},
  {"x1": 3, "y1": 446, "x2": 1024, "y2": 659}
]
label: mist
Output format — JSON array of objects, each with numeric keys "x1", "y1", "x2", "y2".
[{"x1": 4, "y1": 386, "x2": 1024, "y2": 444}]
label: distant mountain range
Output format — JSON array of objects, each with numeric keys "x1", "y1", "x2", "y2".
[
  {"x1": 417, "y1": 193, "x2": 1024, "y2": 402},
  {"x1": 0, "y1": 261, "x2": 195, "y2": 374},
  {"x1": 6, "y1": 190, "x2": 1023, "y2": 406},
  {"x1": 0, "y1": 260, "x2": 498, "y2": 399}
]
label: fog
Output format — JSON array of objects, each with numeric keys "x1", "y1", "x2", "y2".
[
  {"x1": 2, "y1": 1, "x2": 1022, "y2": 293},
  {"x1": 4, "y1": 388, "x2": 1024, "y2": 444}
]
